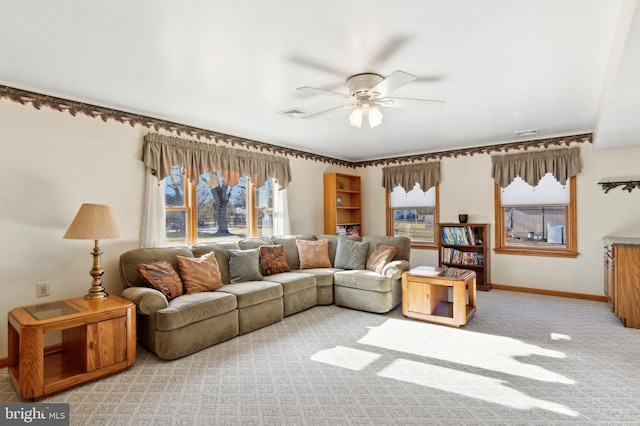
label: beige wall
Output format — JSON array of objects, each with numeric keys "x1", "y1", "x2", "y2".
[
  {"x1": 2, "y1": 96, "x2": 640, "y2": 357},
  {"x1": 361, "y1": 143, "x2": 640, "y2": 296}
]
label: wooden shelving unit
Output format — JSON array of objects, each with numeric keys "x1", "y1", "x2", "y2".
[
  {"x1": 324, "y1": 172, "x2": 362, "y2": 236},
  {"x1": 438, "y1": 223, "x2": 491, "y2": 291}
]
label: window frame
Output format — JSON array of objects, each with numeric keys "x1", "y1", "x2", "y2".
[
  {"x1": 493, "y1": 176, "x2": 578, "y2": 258},
  {"x1": 166, "y1": 173, "x2": 267, "y2": 246},
  {"x1": 386, "y1": 184, "x2": 440, "y2": 249}
]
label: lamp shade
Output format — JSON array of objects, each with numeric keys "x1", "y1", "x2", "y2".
[{"x1": 64, "y1": 204, "x2": 122, "y2": 240}]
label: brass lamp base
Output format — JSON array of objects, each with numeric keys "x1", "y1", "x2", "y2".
[{"x1": 86, "y1": 241, "x2": 109, "y2": 300}]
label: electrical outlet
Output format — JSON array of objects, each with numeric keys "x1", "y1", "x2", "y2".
[{"x1": 36, "y1": 282, "x2": 50, "y2": 297}]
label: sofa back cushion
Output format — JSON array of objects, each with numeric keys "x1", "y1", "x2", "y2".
[
  {"x1": 120, "y1": 246, "x2": 194, "y2": 288},
  {"x1": 191, "y1": 241, "x2": 240, "y2": 285},
  {"x1": 271, "y1": 234, "x2": 316, "y2": 269},
  {"x1": 362, "y1": 236, "x2": 411, "y2": 262},
  {"x1": 238, "y1": 236, "x2": 273, "y2": 250}
]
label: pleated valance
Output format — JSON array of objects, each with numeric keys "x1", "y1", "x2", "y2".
[
  {"x1": 491, "y1": 146, "x2": 581, "y2": 187},
  {"x1": 143, "y1": 133, "x2": 292, "y2": 188},
  {"x1": 382, "y1": 162, "x2": 441, "y2": 192}
]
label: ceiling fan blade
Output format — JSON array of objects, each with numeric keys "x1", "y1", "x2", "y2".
[
  {"x1": 365, "y1": 36, "x2": 411, "y2": 70},
  {"x1": 369, "y1": 70, "x2": 417, "y2": 97},
  {"x1": 303, "y1": 104, "x2": 357, "y2": 119},
  {"x1": 377, "y1": 97, "x2": 445, "y2": 109},
  {"x1": 288, "y1": 54, "x2": 349, "y2": 78},
  {"x1": 297, "y1": 86, "x2": 350, "y2": 99}
]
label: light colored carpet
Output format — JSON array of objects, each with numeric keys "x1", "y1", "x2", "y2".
[{"x1": 2, "y1": 289, "x2": 640, "y2": 425}]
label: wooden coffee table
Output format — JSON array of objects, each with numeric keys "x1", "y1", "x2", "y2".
[{"x1": 401, "y1": 266, "x2": 476, "y2": 327}]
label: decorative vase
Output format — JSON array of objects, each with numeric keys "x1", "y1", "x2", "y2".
[{"x1": 458, "y1": 214, "x2": 468, "y2": 224}]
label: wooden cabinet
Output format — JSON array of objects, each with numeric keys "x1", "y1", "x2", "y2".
[
  {"x1": 324, "y1": 172, "x2": 362, "y2": 235},
  {"x1": 8, "y1": 295, "x2": 136, "y2": 400},
  {"x1": 402, "y1": 267, "x2": 477, "y2": 327},
  {"x1": 603, "y1": 237, "x2": 640, "y2": 328},
  {"x1": 438, "y1": 223, "x2": 491, "y2": 291}
]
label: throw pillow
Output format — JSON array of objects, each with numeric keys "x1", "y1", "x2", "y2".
[
  {"x1": 366, "y1": 244, "x2": 398, "y2": 274},
  {"x1": 259, "y1": 245, "x2": 291, "y2": 276},
  {"x1": 296, "y1": 239, "x2": 332, "y2": 269},
  {"x1": 334, "y1": 237, "x2": 369, "y2": 270},
  {"x1": 176, "y1": 251, "x2": 224, "y2": 294},
  {"x1": 227, "y1": 248, "x2": 263, "y2": 283},
  {"x1": 138, "y1": 261, "x2": 184, "y2": 300}
]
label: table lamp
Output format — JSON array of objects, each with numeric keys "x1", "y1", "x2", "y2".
[{"x1": 64, "y1": 203, "x2": 122, "y2": 299}]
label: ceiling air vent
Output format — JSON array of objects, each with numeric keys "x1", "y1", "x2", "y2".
[
  {"x1": 514, "y1": 128, "x2": 538, "y2": 137},
  {"x1": 279, "y1": 108, "x2": 308, "y2": 119}
]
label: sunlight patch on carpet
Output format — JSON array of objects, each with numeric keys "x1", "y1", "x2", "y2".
[
  {"x1": 378, "y1": 359, "x2": 579, "y2": 417},
  {"x1": 311, "y1": 345, "x2": 381, "y2": 371},
  {"x1": 358, "y1": 318, "x2": 573, "y2": 384}
]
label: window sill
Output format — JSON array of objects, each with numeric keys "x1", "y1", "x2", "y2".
[
  {"x1": 494, "y1": 247, "x2": 578, "y2": 258},
  {"x1": 410, "y1": 241, "x2": 438, "y2": 250}
]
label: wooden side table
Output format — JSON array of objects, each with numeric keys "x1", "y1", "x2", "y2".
[
  {"x1": 402, "y1": 266, "x2": 476, "y2": 327},
  {"x1": 8, "y1": 294, "x2": 136, "y2": 400}
]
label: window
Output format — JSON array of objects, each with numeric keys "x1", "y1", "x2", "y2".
[
  {"x1": 494, "y1": 173, "x2": 577, "y2": 258},
  {"x1": 164, "y1": 166, "x2": 276, "y2": 245},
  {"x1": 387, "y1": 183, "x2": 439, "y2": 248}
]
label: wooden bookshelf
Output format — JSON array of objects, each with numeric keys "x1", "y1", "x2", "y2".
[
  {"x1": 438, "y1": 223, "x2": 491, "y2": 291},
  {"x1": 324, "y1": 172, "x2": 362, "y2": 236}
]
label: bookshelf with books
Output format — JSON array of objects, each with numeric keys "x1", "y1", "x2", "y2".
[
  {"x1": 438, "y1": 223, "x2": 491, "y2": 291},
  {"x1": 324, "y1": 172, "x2": 362, "y2": 236}
]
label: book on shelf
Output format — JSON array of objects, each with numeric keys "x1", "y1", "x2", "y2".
[
  {"x1": 441, "y1": 247, "x2": 484, "y2": 265},
  {"x1": 441, "y1": 225, "x2": 482, "y2": 246}
]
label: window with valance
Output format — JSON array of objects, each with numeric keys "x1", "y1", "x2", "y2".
[
  {"x1": 383, "y1": 162, "x2": 440, "y2": 247},
  {"x1": 141, "y1": 134, "x2": 291, "y2": 247},
  {"x1": 491, "y1": 147, "x2": 580, "y2": 257}
]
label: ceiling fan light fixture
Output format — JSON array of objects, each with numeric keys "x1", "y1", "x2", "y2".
[
  {"x1": 349, "y1": 106, "x2": 363, "y2": 128},
  {"x1": 368, "y1": 104, "x2": 383, "y2": 128}
]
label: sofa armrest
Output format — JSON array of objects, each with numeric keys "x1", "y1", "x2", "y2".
[
  {"x1": 381, "y1": 260, "x2": 411, "y2": 280},
  {"x1": 122, "y1": 287, "x2": 169, "y2": 315}
]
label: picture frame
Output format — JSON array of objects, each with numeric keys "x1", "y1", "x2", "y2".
[{"x1": 336, "y1": 196, "x2": 343, "y2": 207}]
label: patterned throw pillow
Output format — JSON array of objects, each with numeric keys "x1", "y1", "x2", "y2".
[
  {"x1": 259, "y1": 245, "x2": 291, "y2": 276},
  {"x1": 176, "y1": 251, "x2": 224, "y2": 294},
  {"x1": 138, "y1": 261, "x2": 184, "y2": 300},
  {"x1": 366, "y1": 244, "x2": 398, "y2": 274},
  {"x1": 296, "y1": 239, "x2": 332, "y2": 269}
]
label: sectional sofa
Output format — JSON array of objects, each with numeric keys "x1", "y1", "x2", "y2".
[{"x1": 119, "y1": 234, "x2": 411, "y2": 360}]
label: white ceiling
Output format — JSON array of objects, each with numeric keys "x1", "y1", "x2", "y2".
[{"x1": 1, "y1": 0, "x2": 638, "y2": 162}]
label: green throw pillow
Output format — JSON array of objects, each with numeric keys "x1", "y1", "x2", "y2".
[
  {"x1": 334, "y1": 238, "x2": 369, "y2": 270},
  {"x1": 226, "y1": 248, "x2": 263, "y2": 283}
]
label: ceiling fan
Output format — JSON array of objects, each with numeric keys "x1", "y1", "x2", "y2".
[{"x1": 297, "y1": 70, "x2": 444, "y2": 128}]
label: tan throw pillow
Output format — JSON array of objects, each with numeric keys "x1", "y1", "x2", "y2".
[
  {"x1": 176, "y1": 251, "x2": 223, "y2": 294},
  {"x1": 296, "y1": 239, "x2": 332, "y2": 269},
  {"x1": 366, "y1": 244, "x2": 398, "y2": 274},
  {"x1": 259, "y1": 245, "x2": 291, "y2": 276},
  {"x1": 138, "y1": 261, "x2": 184, "y2": 300}
]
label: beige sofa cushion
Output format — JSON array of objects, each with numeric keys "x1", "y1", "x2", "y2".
[
  {"x1": 156, "y1": 291, "x2": 237, "y2": 331},
  {"x1": 217, "y1": 281, "x2": 283, "y2": 309}
]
